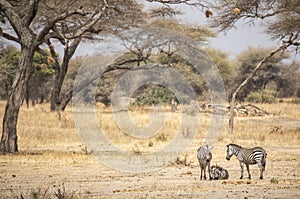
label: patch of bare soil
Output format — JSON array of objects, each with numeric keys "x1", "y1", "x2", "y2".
[{"x1": 0, "y1": 144, "x2": 299, "y2": 199}]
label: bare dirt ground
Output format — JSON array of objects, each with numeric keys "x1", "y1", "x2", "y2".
[
  {"x1": 1, "y1": 139, "x2": 299, "y2": 198},
  {"x1": 0, "y1": 103, "x2": 300, "y2": 198}
]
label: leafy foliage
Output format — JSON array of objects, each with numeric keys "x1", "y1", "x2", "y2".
[
  {"x1": 0, "y1": 45, "x2": 55, "y2": 102},
  {"x1": 245, "y1": 89, "x2": 276, "y2": 103},
  {"x1": 205, "y1": 48, "x2": 236, "y2": 93},
  {"x1": 234, "y1": 47, "x2": 289, "y2": 100},
  {"x1": 133, "y1": 85, "x2": 176, "y2": 105},
  {"x1": 276, "y1": 61, "x2": 300, "y2": 98},
  {"x1": 0, "y1": 45, "x2": 18, "y2": 98}
]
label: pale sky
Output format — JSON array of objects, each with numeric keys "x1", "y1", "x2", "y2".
[{"x1": 174, "y1": 3, "x2": 299, "y2": 61}]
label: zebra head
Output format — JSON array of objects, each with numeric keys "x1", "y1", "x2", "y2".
[
  {"x1": 210, "y1": 165, "x2": 220, "y2": 179},
  {"x1": 226, "y1": 144, "x2": 235, "y2": 160}
]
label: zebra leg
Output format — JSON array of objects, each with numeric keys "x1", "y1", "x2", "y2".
[
  {"x1": 200, "y1": 168, "x2": 202, "y2": 180},
  {"x1": 246, "y1": 164, "x2": 251, "y2": 179},
  {"x1": 208, "y1": 162, "x2": 212, "y2": 180},
  {"x1": 262, "y1": 157, "x2": 266, "y2": 172},
  {"x1": 259, "y1": 158, "x2": 266, "y2": 180},
  {"x1": 203, "y1": 166, "x2": 207, "y2": 180},
  {"x1": 239, "y1": 162, "x2": 244, "y2": 179},
  {"x1": 259, "y1": 168, "x2": 264, "y2": 180},
  {"x1": 258, "y1": 163, "x2": 264, "y2": 180}
]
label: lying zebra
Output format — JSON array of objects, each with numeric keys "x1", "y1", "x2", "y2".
[
  {"x1": 210, "y1": 165, "x2": 229, "y2": 180},
  {"x1": 197, "y1": 145, "x2": 213, "y2": 180},
  {"x1": 226, "y1": 143, "x2": 267, "y2": 180}
]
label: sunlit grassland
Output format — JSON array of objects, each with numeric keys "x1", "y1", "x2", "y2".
[
  {"x1": 0, "y1": 100, "x2": 299, "y2": 198},
  {"x1": 228, "y1": 102, "x2": 300, "y2": 146},
  {"x1": 95, "y1": 104, "x2": 209, "y2": 153},
  {"x1": 0, "y1": 100, "x2": 299, "y2": 156}
]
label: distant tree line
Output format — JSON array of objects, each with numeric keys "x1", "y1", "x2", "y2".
[{"x1": 1, "y1": 44, "x2": 299, "y2": 106}]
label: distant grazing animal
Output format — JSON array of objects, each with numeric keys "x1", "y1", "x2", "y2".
[
  {"x1": 197, "y1": 145, "x2": 213, "y2": 180},
  {"x1": 226, "y1": 143, "x2": 267, "y2": 179},
  {"x1": 210, "y1": 165, "x2": 229, "y2": 180}
]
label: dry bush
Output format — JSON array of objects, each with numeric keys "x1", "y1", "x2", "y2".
[{"x1": 175, "y1": 153, "x2": 194, "y2": 166}]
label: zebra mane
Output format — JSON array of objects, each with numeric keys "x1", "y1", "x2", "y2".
[{"x1": 227, "y1": 143, "x2": 242, "y2": 149}]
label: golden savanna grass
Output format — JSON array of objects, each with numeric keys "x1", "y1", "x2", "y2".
[
  {"x1": 0, "y1": 100, "x2": 299, "y2": 162},
  {"x1": 0, "y1": 100, "x2": 299, "y2": 198},
  {"x1": 0, "y1": 100, "x2": 298, "y2": 151},
  {"x1": 0, "y1": 100, "x2": 298, "y2": 167}
]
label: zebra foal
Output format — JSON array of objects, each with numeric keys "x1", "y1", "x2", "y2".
[
  {"x1": 211, "y1": 165, "x2": 229, "y2": 180},
  {"x1": 197, "y1": 145, "x2": 213, "y2": 180},
  {"x1": 226, "y1": 143, "x2": 267, "y2": 179}
]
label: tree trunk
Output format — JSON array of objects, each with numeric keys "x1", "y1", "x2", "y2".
[
  {"x1": 0, "y1": 47, "x2": 34, "y2": 153},
  {"x1": 60, "y1": 90, "x2": 73, "y2": 111},
  {"x1": 50, "y1": 39, "x2": 81, "y2": 111},
  {"x1": 50, "y1": 73, "x2": 61, "y2": 111}
]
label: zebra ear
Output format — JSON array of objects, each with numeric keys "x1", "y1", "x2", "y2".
[{"x1": 209, "y1": 146, "x2": 214, "y2": 151}]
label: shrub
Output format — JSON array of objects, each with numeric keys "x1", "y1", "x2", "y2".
[
  {"x1": 54, "y1": 183, "x2": 75, "y2": 199},
  {"x1": 270, "y1": 177, "x2": 279, "y2": 184},
  {"x1": 245, "y1": 90, "x2": 276, "y2": 103},
  {"x1": 133, "y1": 86, "x2": 176, "y2": 106}
]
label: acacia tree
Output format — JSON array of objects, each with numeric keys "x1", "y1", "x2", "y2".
[
  {"x1": 55, "y1": 1, "x2": 213, "y2": 110},
  {"x1": 210, "y1": 0, "x2": 300, "y2": 133},
  {"x1": 0, "y1": 0, "x2": 210, "y2": 153},
  {"x1": 42, "y1": 0, "x2": 143, "y2": 111},
  {"x1": 0, "y1": 0, "x2": 141, "y2": 152},
  {"x1": 52, "y1": 0, "x2": 210, "y2": 111},
  {"x1": 44, "y1": 0, "x2": 209, "y2": 111}
]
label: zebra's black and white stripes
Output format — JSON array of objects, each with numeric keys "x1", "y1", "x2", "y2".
[
  {"x1": 211, "y1": 165, "x2": 229, "y2": 180},
  {"x1": 226, "y1": 143, "x2": 267, "y2": 179},
  {"x1": 197, "y1": 145, "x2": 213, "y2": 180}
]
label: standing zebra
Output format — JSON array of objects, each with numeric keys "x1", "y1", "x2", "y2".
[
  {"x1": 226, "y1": 143, "x2": 267, "y2": 179},
  {"x1": 197, "y1": 145, "x2": 213, "y2": 180}
]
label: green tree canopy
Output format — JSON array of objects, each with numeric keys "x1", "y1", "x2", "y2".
[{"x1": 233, "y1": 47, "x2": 289, "y2": 100}]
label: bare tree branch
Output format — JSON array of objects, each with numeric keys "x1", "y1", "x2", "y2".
[
  {"x1": 36, "y1": 8, "x2": 91, "y2": 43},
  {"x1": 23, "y1": 0, "x2": 39, "y2": 26},
  {"x1": 64, "y1": 10, "x2": 106, "y2": 40},
  {"x1": 147, "y1": 0, "x2": 207, "y2": 7},
  {"x1": 0, "y1": 0, "x2": 29, "y2": 40},
  {"x1": 1, "y1": 32, "x2": 20, "y2": 44}
]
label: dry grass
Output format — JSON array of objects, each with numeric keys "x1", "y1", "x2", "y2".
[
  {"x1": 228, "y1": 102, "x2": 300, "y2": 147},
  {"x1": 0, "y1": 101, "x2": 299, "y2": 198},
  {"x1": 0, "y1": 100, "x2": 299, "y2": 156},
  {"x1": 95, "y1": 105, "x2": 208, "y2": 153}
]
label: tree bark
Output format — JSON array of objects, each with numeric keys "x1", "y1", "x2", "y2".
[{"x1": 0, "y1": 46, "x2": 34, "y2": 153}]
